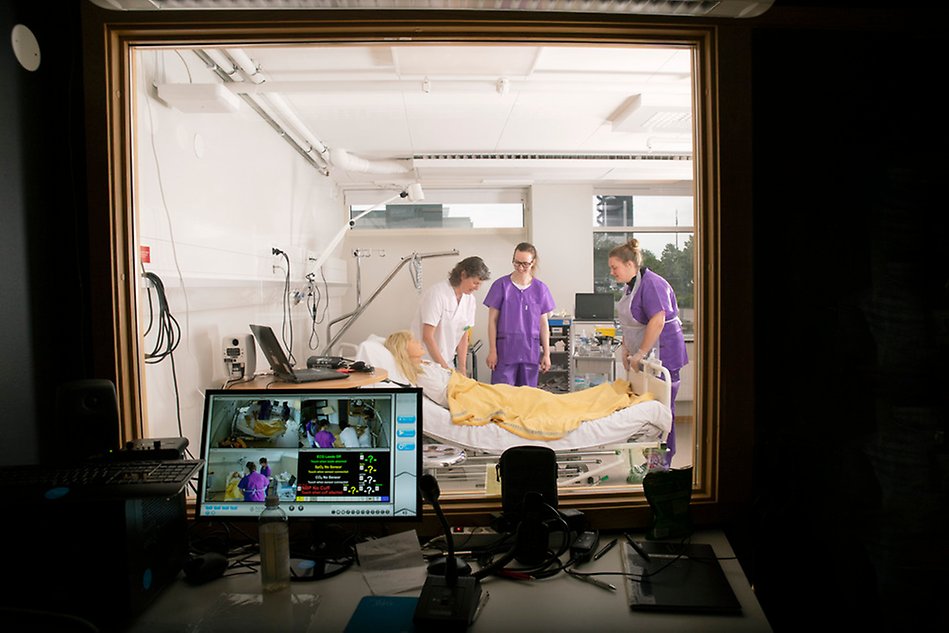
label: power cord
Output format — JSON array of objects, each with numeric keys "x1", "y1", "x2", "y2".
[
  {"x1": 140, "y1": 271, "x2": 190, "y2": 449},
  {"x1": 306, "y1": 269, "x2": 330, "y2": 351},
  {"x1": 142, "y1": 272, "x2": 180, "y2": 364},
  {"x1": 471, "y1": 501, "x2": 572, "y2": 581},
  {"x1": 272, "y1": 248, "x2": 295, "y2": 366}
]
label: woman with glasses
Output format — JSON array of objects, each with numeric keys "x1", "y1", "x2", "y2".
[{"x1": 483, "y1": 243, "x2": 556, "y2": 386}]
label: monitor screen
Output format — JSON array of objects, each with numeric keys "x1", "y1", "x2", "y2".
[
  {"x1": 575, "y1": 292, "x2": 615, "y2": 320},
  {"x1": 195, "y1": 386, "x2": 423, "y2": 521}
]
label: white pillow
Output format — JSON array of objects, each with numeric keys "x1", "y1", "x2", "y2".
[{"x1": 355, "y1": 335, "x2": 410, "y2": 385}]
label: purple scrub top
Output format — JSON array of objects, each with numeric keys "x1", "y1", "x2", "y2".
[
  {"x1": 238, "y1": 471, "x2": 269, "y2": 502},
  {"x1": 623, "y1": 268, "x2": 688, "y2": 372},
  {"x1": 483, "y1": 275, "x2": 556, "y2": 364}
]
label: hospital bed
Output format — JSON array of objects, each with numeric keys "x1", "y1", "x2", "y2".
[
  {"x1": 354, "y1": 336, "x2": 672, "y2": 491},
  {"x1": 231, "y1": 404, "x2": 289, "y2": 440}
]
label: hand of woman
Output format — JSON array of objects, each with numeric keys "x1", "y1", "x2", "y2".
[
  {"x1": 540, "y1": 352, "x2": 551, "y2": 372},
  {"x1": 627, "y1": 350, "x2": 645, "y2": 372},
  {"x1": 486, "y1": 350, "x2": 498, "y2": 370}
]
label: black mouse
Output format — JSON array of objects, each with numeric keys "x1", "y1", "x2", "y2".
[
  {"x1": 182, "y1": 552, "x2": 228, "y2": 585},
  {"x1": 350, "y1": 361, "x2": 373, "y2": 372}
]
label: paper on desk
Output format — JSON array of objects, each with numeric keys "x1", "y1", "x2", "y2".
[
  {"x1": 134, "y1": 590, "x2": 321, "y2": 633},
  {"x1": 355, "y1": 529, "x2": 427, "y2": 595}
]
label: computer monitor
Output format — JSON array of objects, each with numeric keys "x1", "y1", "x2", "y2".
[
  {"x1": 195, "y1": 386, "x2": 423, "y2": 521},
  {"x1": 574, "y1": 292, "x2": 615, "y2": 321}
]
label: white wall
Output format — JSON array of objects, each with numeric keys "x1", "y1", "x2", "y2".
[
  {"x1": 530, "y1": 184, "x2": 597, "y2": 311},
  {"x1": 135, "y1": 51, "x2": 346, "y2": 444}
]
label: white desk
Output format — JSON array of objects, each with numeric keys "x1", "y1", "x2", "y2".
[{"x1": 129, "y1": 530, "x2": 771, "y2": 632}]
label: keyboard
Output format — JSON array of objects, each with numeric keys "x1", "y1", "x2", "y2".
[{"x1": 3, "y1": 459, "x2": 204, "y2": 500}]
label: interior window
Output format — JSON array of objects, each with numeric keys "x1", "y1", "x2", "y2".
[{"x1": 99, "y1": 18, "x2": 717, "y2": 516}]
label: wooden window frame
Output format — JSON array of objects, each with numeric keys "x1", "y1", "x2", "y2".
[{"x1": 80, "y1": 5, "x2": 750, "y2": 527}]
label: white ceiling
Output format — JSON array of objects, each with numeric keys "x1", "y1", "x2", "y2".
[{"x1": 160, "y1": 42, "x2": 696, "y2": 192}]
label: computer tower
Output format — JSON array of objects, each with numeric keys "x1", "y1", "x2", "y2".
[{"x1": 0, "y1": 492, "x2": 187, "y2": 631}]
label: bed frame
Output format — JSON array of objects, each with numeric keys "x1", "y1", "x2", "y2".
[{"x1": 423, "y1": 355, "x2": 673, "y2": 492}]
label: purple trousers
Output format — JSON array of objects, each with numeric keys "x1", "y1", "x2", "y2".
[
  {"x1": 490, "y1": 362, "x2": 539, "y2": 387},
  {"x1": 666, "y1": 368, "x2": 681, "y2": 466}
]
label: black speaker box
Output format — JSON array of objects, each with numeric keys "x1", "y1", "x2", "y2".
[
  {"x1": 497, "y1": 445, "x2": 558, "y2": 521},
  {"x1": 52, "y1": 379, "x2": 121, "y2": 462}
]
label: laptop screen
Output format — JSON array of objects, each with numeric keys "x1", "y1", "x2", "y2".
[
  {"x1": 250, "y1": 324, "x2": 296, "y2": 376},
  {"x1": 575, "y1": 293, "x2": 615, "y2": 320}
]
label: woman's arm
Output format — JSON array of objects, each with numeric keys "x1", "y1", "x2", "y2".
[
  {"x1": 539, "y1": 313, "x2": 551, "y2": 372},
  {"x1": 486, "y1": 308, "x2": 500, "y2": 370},
  {"x1": 422, "y1": 323, "x2": 451, "y2": 369},
  {"x1": 455, "y1": 329, "x2": 469, "y2": 376}
]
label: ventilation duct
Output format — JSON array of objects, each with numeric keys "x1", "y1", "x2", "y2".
[{"x1": 329, "y1": 148, "x2": 413, "y2": 175}]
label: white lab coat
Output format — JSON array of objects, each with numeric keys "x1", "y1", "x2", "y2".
[{"x1": 411, "y1": 280, "x2": 475, "y2": 367}]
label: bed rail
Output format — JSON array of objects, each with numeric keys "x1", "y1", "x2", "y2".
[{"x1": 627, "y1": 355, "x2": 672, "y2": 409}]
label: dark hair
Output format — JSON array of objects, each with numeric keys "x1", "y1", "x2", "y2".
[
  {"x1": 259, "y1": 457, "x2": 268, "y2": 464},
  {"x1": 608, "y1": 238, "x2": 643, "y2": 267},
  {"x1": 246, "y1": 461, "x2": 256, "y2": 471},
  {"x1": 449, "y1": 256, "x2": 491, "y2": 286}
]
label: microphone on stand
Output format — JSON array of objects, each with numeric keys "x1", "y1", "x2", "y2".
[
  {"x1": 420, "y1": 473, "x2": 470, "y2": 586},
  {"x1": 414, "y1": 474, "x2": 483, "y2": 631}
]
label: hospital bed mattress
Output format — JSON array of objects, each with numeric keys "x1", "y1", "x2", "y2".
[
  {"x1": 420, "y1": 395, "x2": 670, "y2": 454},
  {"x1": 355, "y1": 335, "x2": 672, "y2": 454}
]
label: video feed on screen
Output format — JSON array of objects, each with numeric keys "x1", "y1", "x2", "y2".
[{"x1": 196, "y1": 388, "x2": 422, "y2": 519}]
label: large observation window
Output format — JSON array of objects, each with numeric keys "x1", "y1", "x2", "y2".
[{"x1": 88, "y1": 11, "x2": 723, "y2": 521}]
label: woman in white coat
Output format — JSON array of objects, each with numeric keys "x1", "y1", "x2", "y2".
[{"x1": 410, "y1": 256, "x2": 490, "y2": 377}]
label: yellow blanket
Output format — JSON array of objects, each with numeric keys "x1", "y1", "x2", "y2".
[
  {"x1": 446, "y1": 373, "x2": 653, "y2": 441},
  {"x1": 246, "y1": 415, "x2": 287, "y2": 437}
]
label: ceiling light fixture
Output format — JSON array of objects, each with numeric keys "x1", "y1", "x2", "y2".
[{"x1": 610, "y1": 94, "x2": 692, "y2": 133}]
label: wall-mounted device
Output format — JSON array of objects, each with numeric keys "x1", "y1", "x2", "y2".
[{"x1": 223, "y1": 334, "x2": 256, "y2": 380}]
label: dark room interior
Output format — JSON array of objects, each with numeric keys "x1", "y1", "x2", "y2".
[{"x1": 2, "y1": 1, "x2": 945, "y2": 631}]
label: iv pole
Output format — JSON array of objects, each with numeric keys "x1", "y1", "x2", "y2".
[{"x1": 321, "y1": 249, "x2": 459, "y2": 355}]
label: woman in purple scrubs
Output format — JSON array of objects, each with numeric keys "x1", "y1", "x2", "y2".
[
  {"x1": 484, "y1": 243, "x2": 556, "y2": 387},
  {"x1": 237, "y1": 461, "x2": 270, "y2": 502},
  {"x1": 608, "y1": 238, "x2": 688, "y2": 462}
]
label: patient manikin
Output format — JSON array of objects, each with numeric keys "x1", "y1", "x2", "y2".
[{"x1": 385, "y1": 330, "x2": 451, "y2": 407}]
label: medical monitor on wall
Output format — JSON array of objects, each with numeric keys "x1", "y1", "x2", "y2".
[{"x1": 195, "y1": 386, "x2": 423, "y2": 521}]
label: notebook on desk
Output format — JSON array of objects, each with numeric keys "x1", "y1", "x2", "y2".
[
  {"x1": 621, "y1": 541, "x2": 742, "y2": 614},
  {"x1": 250, "y1": 323, "x2": 347, "y2": 383}
]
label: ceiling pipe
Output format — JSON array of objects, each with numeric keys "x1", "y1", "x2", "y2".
[
  {"x1": 221, "y1": 47, "x2": 413, "y2": 176},
  {"x1": 193, "y1": 48, "x2": 329, "y2": 175},
  {"x1": 329, "y1": 148, "x2": 412, "y2": 175}
]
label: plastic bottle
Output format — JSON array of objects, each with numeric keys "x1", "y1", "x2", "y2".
[{"x1": 258, "y1": 494, "x2": 290, "y2": 592}]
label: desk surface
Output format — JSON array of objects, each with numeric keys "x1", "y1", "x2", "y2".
[
  {"x1": 227, "y1": 369, "x2": 388, "y2": 390},
  {"x1": 129, "y1": 530, "x2": 771, "y2": 633}
]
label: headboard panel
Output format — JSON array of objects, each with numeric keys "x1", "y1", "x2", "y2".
[{"x1": 627, "y1": 357, "x2": 672, "y2": 409}]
